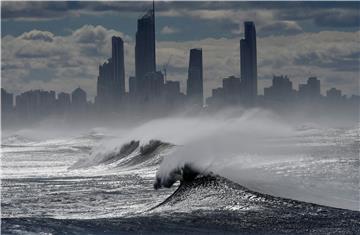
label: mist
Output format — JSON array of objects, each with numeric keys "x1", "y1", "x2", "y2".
[
  {"x1": 52, "y1": 107, "x2": 354, "y2": 211},
  {"x1": 2, "y1": 107, "x2": 359, "y2": 211}
]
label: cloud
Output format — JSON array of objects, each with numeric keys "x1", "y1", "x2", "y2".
[
  {"x1": 259, "y1": 21, "x2": 303, "y2": 36},
  {"x1": 276, "y1": 8, "x2": 360, "y2": 28},
  {"x1": 2, "y1": 26, "x2": 359, "y2": 101},
  {"x1": 161, "y1": 26, "x2": 180, "y2": 35},
  {"x1": 294, "y1": 51, "x2": 360, "y2": 72},
  {"x1": 157, "y1": 30, "x2": 359, "y2": 97},
  {"x1": 314, "y1": 10, "x2": 360, "y2": 28},
  {"x1": 2, "y1": 26, "x2": 134, "y2": 98},
  {"x1": 3, "y1": 2, "x2": 359, "y2": 32},
  {"x1": 20, "y1": 30, "x2": 54, "y2": 42},
  {"x1": 73, "y1": 25, "x2": 108, "y2": 43},
  {"x1": 1, "y1": 2, "x2": 80, "y2": 21},
  {"x1": 13, "y1": 30, "x2": 65, "y2": 59}
]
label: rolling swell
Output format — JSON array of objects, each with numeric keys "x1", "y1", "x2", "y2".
[
  {"x1": 7, "y1": 172, "x2": 358, "y2": 235},
  {"x1": 148, "y1": 166, "x2": 360, "y2": 234}
]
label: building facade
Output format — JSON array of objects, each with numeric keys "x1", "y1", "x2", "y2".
[
  {"x1": 240, "y1": 21, "x2": 257, "y2": 104},
  {"x1": 112, "y1": 36, "x2": 126, "y2": 98},
  {"x1": 135, "y1": 7, "x2": 156, "y2": 94},
  {"x1": 186, "y1": 48, "x2": 203, "y2": 106},
  {"x1": 1, "y1": 88, "x2": 13, "y2": 113}
]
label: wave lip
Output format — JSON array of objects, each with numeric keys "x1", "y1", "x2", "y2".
[
  {"x1": 152, "y1": 172, "x2": 269, "y2": 212},
  {"x1": 123, "y1": 140, "x2": 171, "y2": 167},
  {"x1": 70, "y1": 139, "x2": 171, "y2": 170},
  {"x1": 101, "y1": 140, "x2": 140, "y2": 165}
]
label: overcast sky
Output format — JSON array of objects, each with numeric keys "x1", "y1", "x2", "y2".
[{"x1": 2, "y1": 1, "x2": 359, "y2": 99}]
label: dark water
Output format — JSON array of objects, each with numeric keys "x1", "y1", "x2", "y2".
[
  {"x1": 3, "y1": 175, "x2": 360, "y2": 234},
  {"x1": 1, "y1": 122, "x2": 359, "y2": 234}
]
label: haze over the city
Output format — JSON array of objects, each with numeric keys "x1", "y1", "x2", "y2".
[{"x1": 2, "y1": 1, "x2": 359, "y2": 99}]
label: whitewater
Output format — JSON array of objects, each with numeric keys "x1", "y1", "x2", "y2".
[{"x1": 1, "y1": 109, "x2": 359, "y2": 234}]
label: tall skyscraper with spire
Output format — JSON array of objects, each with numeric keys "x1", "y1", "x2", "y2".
[
  {"x1": 135, "y1": 2, "x2": 156, "y2": 94},
  {"x1": 186, "y1": 48, "x2": 203, "y2": 106},
  {"x1": 240, "y1": 21, "x2": 257, "y2": 104}
]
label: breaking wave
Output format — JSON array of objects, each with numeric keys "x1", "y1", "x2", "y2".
[
  {"x1": 67, "y1": 109, "x2": 358, "y2": 210},
  {"x1": 1, "y1": 134, "x2": 35, "y2": 146},
  {"x1": 150, "y1": 165, "x2": 360, "y2": 225},
  {"x1": 70, "y1": 139, "x2": 172, "y2": 169}
]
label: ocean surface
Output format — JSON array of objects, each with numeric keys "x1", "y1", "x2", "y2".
[{"x1": 1, "y1": 116, "x2": 360, "y2": 234}]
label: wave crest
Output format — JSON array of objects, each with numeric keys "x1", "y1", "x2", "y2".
[
  {"x1": 70, "y1": 139, "x2": 171, "y2": 170},
  {"x1": 154, "y1": 163, "x2": 203, "y2": 189}
]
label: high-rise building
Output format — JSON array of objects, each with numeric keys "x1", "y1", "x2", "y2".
[
  {"x1": 298, "y1": 77, "x2": 321, "y2": 100},
  {"x1": 240, "y1": 21, "x2": 257, "y2": 104},
  {"x1": 96, "y1": 36, "x2": 125, "y2": 109},
  {"x1": 96, "y1": 58, "x2": 114, "y2": 107},
  {"x1": 186, "y1": 48, "x2": 203, "y2": 106},
  {"x1": 135, "y1": 4, "x2": 156, "y2": 93},
  {"x1": 143, "y1": 71, "x2": 164, "y2": 100},
  {"x1": 326, "y1": 88, "x2": 342, "y2": 100},
  {"x1": 112, "y1": 36, "x2": 125, "y2": 97},
  {"x1": 15, "y1": 90, "x2": 55, "y2": 117},
  {"x1": 1, "y1": 88, "x2": 13, "y2": 113},
  {"x1": 72, "y1": 87, "x2": 87, "y2": 108},
  {"x1": 206, "y1": 87, "x2": 225, "y2": 108},
  {"x1": 164, "y1": 80, "x2": 182, "y2": 105},
  {"x1": 57, "y1": 92, "x2": 71, "y2": 113},
  {"x1": 164, "y1": 81, "x2": 180, "y2": 97},
  {"x1": 264, "y1": 75, "x2": 296, "y2": 101},
  {"x1": 129, "y1": 76, "x2": 137, "y2": 96},
  {"x1": 206, "y1": 76, "x2": 241, "y2": 108},
  {"x1": 222, "y1": 76, "x2": 241, "y2": 104}
]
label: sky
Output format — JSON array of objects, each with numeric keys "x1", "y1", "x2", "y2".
[{"x1": 1, "y1": 1, "x2": 360, "y2": 100}]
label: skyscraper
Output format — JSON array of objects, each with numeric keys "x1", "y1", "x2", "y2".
[
  {"x1": 96, "y1": 58, "x2": 113, "y2": 107},
  {"x1": 57, "y1": 92, "x2": 70, "y2": 106},
  {"x1": 96, "y1": 36, "x2": 125, "y2": 108},
  {"x1": 326, "y1": 88, "x2": 342, "y2": 100},
  {"x1": 112, "y1": 36, "x2": 125, "y2": 97},
  {"x1": 1, "y1": 88, "x2": 13, "y2": 113},
  {"x1": 15, "y1": 90, "x2": 56, "y2": 118},
  {"x1": 240, "y1": 21, "x2": 257, "y2": 104},
  {"x1": 135, "y1": 4, "x2": 156, "y2": 93},
  {"x1": 264, "y1": 75, "x2": 295, "y2": 101},
  {"x1": 186, "y1": 48, "x2": 203, "y2": 106},
  {"x1": 298, "y1": 77, "x2": 321, "y2": 100},
  {"x1": 72, "y1": 87, "x2": 87, "y2": 108},
  {"x1": 222, "y1": 76, "x2": 241, "y2": 104}
]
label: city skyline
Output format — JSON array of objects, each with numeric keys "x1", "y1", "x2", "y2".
[
  {"x1": 3, "y1": 14, "x2": 358, "y2": 123},
  {"x1": 2, "y1": 1, "x2": 359, "y2": 99}
]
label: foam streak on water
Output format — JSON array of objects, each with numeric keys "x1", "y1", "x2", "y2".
[{"x1": 1, "y1": 111, "x2": 359, "y2": 224}]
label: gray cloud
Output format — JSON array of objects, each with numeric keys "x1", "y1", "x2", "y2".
[
  {"x1": 2, "y1": 25, "x2": 359, "y2": 99},
  {"x1": 2, "y1": 2, "x2": 359, "y2": 29},
  {"x1": 276, "y1": 8, "x2": 360, "y2": 28},
  {"x1": 161, "y1": 26, "x2": 180, "y2": 35},
  {"x1": 2, "y1": 26, "x2": 133, "y2": 97},
  {"x1": 258, "y1": 21, "x2": 303, "y2": 36},
  {"x1": 314, "y1": 10, "x2": 360, "y2": 28},
  {"x1": 294, "y1": 51, "x2": 360, "y2": 72},
  {"x1": 20, "y1": 30, "x2": 54, "y2": 42},
  {"x1": 15, "y1": 40, "x2": 64, "y2": 58},
  {"x1": 2, "y1": 2, "x2": 78, "y2": 20}
]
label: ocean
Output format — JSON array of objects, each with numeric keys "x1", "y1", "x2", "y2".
[{"x1": 2, "y1": 111, "x2": 359, "y2": 234}]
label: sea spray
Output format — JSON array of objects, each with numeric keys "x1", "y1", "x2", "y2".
[{"x1": 67, "y1": 108, "x2": 358, "y2": 210}]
